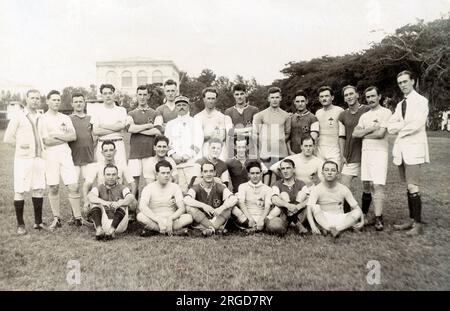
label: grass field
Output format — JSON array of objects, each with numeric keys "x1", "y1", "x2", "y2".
[{"x1": 0, "y1": 130, "x2": 449, "y2": 291}]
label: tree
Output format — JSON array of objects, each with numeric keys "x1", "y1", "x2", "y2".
[{"x1": 197, "y1": 69, "x2": 216, "y2": 87}]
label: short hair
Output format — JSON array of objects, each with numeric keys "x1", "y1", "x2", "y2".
[
  {"x1": 318, "y1": 86, "x2": 333, "y2": 96},
  {"x1": 246, "y1": 160, "x2": 262, "y2": 172},
  {"x1": 155, "y1": 159, "x2": 173, "y2": 172},
  {"x1": 233, "y1": 83, "x2": 247, "y2": 93},
  {"x1": 201, "y1": 161, "x2": 216, "y2": 172},
  {"x1": 209, "y1": 137, "x2": 223, "y2": 146},
  {"x1": 101, "y1": 140, "x2": 116, "y2": 150},
  {"x1": 71, "y1": 92, "x2": 85, "y2": 100},
  {"x1": 268, "y1": 86, "x2": 281, "y2": 95},
  {"x1": 280, "y1": 158, "x2": 295, "y2": 169},
  {"x1": 322, "y1": 160, "x2": 338, "y2": 171},
  {"x1": 202, "y1": 87, "x2": 218, "y2": 98},
  {"x1": 164, "y1": 79, "x2": 177, "y2": 87},
  {"x1": 301, "y1": 134, "x2": 315, "y2": 145},
  {"x1": 364, "y1": 86, "x2": 380, "y2": 96},
  {"x1": 154, "y1": 135, "x2": 169, "y2": 146},
  {"x1": 103, "y1": 164, "x2": 118, "y2": 175},
  {"x1": 342, "y1": 85, "x2": 358, "y2": 96},
  {"x1": 26, "y1": 89, "x2": 40, "y2": 97},
  {"x1": 397, "y1": 70, "x2": 414, "y2": 80},
  {"x1": 136, "y1": 85, "x2": 148, "y2": 93},
  {"x1": 100, "y1": 84, "x2": 115, "y2": 94},
  {"x1": 46, "y1": 90, "x2": 60, "y2": 100},
  {"x1": 293, "y1": 90, "x2": 308, "y2": 101}
]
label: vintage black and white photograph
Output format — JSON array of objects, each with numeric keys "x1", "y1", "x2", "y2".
[{"x1": 0, "y1": 0, "x2": 449, "y2": 293}]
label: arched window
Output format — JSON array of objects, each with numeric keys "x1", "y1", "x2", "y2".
[
  {"x1": 121, "y1": 71, "x2": 132, "y2": 87},
  {"x1": 105, "y1": 71, "x2": 118, "y2": 86},
  {"x1": 152, "y1": 70, "x2": 163, "y2": 84},
  {"x1": 137, "y1": 70, "x2": 148, "y2": 86}
]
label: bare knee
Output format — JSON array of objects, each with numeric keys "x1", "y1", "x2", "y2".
[
  {"x1": 407, "y1": 184, "x2": 419, "y2": 193},
  {"x1": 49, "y1": 185, "x2": 59, "y2": 195},
  {"x1": 68, "y1": 184, "x2": 79, "y2": 195},
  {"x1": 32, "y1": 189, "x2": 45, "y2": 197},
  {"x1": 14, "y1": 192, "x2": 25, "y2": 200}
]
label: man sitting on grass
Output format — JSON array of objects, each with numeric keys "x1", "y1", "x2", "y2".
[
  {"x1": 184, "y1": 161, "x2": 237, "y2": 236},
  {"x1": 137, "y1": 160, "x2": 193, "y2": 236},
  {"x1": 87, "y1": 164, "x2": 135, "y2": 240},
  {"x1": 232, "y1": 160, "x2": 282, "y2": 234},
  {"x1": 271, "y1": 159, "x2": 310, "y2": 234},
  {"x1": 306, "y1": 160, "x2": 364, "y2": 238}
]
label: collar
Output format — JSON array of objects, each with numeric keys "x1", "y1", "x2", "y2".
[
  {"x1": 136, "y1": 106, "x2": 150, "y2": 111},
  {"x1": 104, "y1": 182, "x2": 118, "y2": 189},
  {"x1": 234, "y1": 103, "x2": 249, "y2": 110},
  {"x1": 176, "y1": 114, "x2": 191, "y2": 122},
  {"x1": 404, "y1": 90, "x2": 418, "y2": 100},
  {"x1": 293, "y1": 110, "x2": 311, "y2": 117},
  {"x1": 200, "y1": 180, "x2": 216, "y2": 190},
  {"x1": 248, "y1": 181, "x2": 264, "y2": 189}
]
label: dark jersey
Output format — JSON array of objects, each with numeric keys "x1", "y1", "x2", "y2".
[
  {"x1": 128, "y1": 108, "x2": 162, "y2": 159},
  {"x1": 69, "y1": 114, "x2": 95, "y2": 165},
  {"x1": 189, "y1": 182, "x2": 229, "y2": 209},
  {"x1": 287, "y1": 111, "x2": 318, "y2": 154},
  {"x1": 338, "y1": 105, "x2": 370, "y2": 163},
  {"x1": 273, "y1": 179, "x2": 306, "y2": 203}
]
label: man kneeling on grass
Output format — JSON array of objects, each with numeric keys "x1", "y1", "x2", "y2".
[
  {"x1": 184, "y1": 161, "x2": 237, "y2": 236},
  {"x1": 232, "y1": 160, "x2": 283, "y2": 234},
  {"x1": 307, "y1": 160, "x2": 364, "y2": 238},
  {"x1": 137, "y1": 160, "x2": 193, "y2": 236},
  {"x1": 87, "y1": 164, "x2": 135, "y2": 240}
]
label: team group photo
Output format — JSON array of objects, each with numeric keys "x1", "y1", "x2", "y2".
[{"x1": 1, "y1": 0, "x2": 449, "y2": 292}]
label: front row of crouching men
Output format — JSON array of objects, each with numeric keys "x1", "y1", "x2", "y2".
[{"x1": 86, "y1": 156, "x2": 363, "y2": 240}]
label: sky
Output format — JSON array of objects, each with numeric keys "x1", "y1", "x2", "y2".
[{"x1": 0, "y1": 0, "x2": 449, "y2": 92}]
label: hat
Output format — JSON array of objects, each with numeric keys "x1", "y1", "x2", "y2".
[{"x1": 174, "y1": 95, "x2": 190, "y2": 104}]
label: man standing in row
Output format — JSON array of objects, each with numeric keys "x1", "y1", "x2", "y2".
[
  {"x1": 389, "y1": 70, "x2": 429, "y2": 236},
  {"x1": 315, "y1": 86, "x2": 344, "y2": 169},
  {"x1": 156, "y1": 79, "x2": 179, "y2": 128},
  {"x1": 353, "y1": 86, "x2": 392, "y2": 231},
  {"x1": 4, "y1": 89, "x2": 46, "y2": 234},
  {"x1": 39, "y1": 90, "x2": 82, "y2": 230},
  {"x1": 286, "y1": 90, "x2": 319, "y2": 155},
  {"x1": 127, "y1": 85, "x2": 163, "y2": 199}
]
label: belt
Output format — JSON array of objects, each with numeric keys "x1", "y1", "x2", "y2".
[{"x1": 98, "y1": 138, "x2": 123, "y2": 142}]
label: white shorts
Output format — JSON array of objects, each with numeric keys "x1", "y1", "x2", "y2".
[
  {"x1": 361, "y1": 150, "x2": 388, "y2": 185},
  {"x1": 74, "y1": 163, "x2": 97, "y2": 181},
  {"x1": 311, "y1": 205, "x2": 347, "y2": 230},
  {"x1": 96, "y1": 139, "x2": 127, "y2": 169},
  {"x1": 43, "y1": 149, "x2": 77, "y2": 186},
  {"x1": 316, "y1": 145, "x2": 341, "y2": 169},
  {"x1": 341, "y1": 163, "x2": 360, "y2": 177},
  {"x1": 99, "y1": 205, "x2": 129, "y2": 234},
  {"x1": 128, "y1": 158, "x2": 152, "y2": 177},
  {"x1": 14, "y1": 157, "x2": 46, "y2": 193}
]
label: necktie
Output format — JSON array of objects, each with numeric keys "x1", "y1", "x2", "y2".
[{"x1": 401, "y1": 99, "x2": 407, "y2": 119}]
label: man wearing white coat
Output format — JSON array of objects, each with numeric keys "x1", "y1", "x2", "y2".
[{"x1": 388, "y1": 70, "x2": 429, "y2": 236}]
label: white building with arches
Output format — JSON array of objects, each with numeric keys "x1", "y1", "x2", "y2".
[{"x1": 96, "y1": 57, "x2": 180, "y2": 95}]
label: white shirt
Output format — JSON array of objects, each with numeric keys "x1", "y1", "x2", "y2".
[
  {"x1": 357, "y1": 105, "x2": 392, "y2": 152},
  {"x1": 90, "y1": 105, "x2": 127, "y2": 140},
  {"x1": 164, "y1": 115, "x2": 204, "y2": 167},
  {"x1": 315, "y1": 105, "x2": 344, "y2": 148}
]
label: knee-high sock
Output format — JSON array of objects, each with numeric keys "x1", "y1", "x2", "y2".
[
  {"x1": 362, "y1": 192, "x2": 372, "y2": 215},
  {"x1": 407, "y1": 192, "x2": 413, "y2": 219},
  {"x1": 213, "y1": 209, "x2": 231, "y2": 228},
  {"x1": 111, "y1": 208, "x2": 126, "y2": 229},
  {"x1": 410, "y1": 192, "x2": 422, "y2": 223},
  {"x1": 48, "y1": 193, "x2": 61, "y2": 218},
  {"x1": 373, "y1": 197, "x2": 384, "y2": 217},
  {"x1": 14, "y1": 200, "x2": 25, "y2": 226},
  {"x1": 89, "y1": 207, "x2": 102, "y2": 228},
  {"x1": 68, "y1": 193, "x2": 81, "y2": 218},
  {"x1": 32, "y1": 197, "x2": 43, "y2": 224},
  {"x1": 190, "y1": 208, "x2": 214, "y2": 228}
]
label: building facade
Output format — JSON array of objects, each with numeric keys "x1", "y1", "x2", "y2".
[{"x1": 96, "y1": 57, "x2": 180, "y2": 95}]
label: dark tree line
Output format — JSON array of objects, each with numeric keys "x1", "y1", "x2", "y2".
[{"x1": 274, "y1": 15, "x2": 450, "y2": 129}]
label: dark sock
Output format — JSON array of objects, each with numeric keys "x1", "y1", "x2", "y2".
[
  {"x1": 362, "y1": 192, "x2": 372, "y2": 214},
  {"x1": 410, "y1": 192, "x2": 422, "y2": 223},
  {"x1": 111, "y1": 208, "x2": 126, "y2": 229},
  {"x1": 89, "y1": 207, "x2": 102, "y2": 228},
  {"x1": 407, "y1": 192, "x2": 413, "y2": 219},
  {"x1": 14, "y1": 200, "x2": 25, "y2": 226},
  {"x1": 32, "y1": 197, "x2": 43, "y2": 224},
  {"x1": 343, "y1": 200, "x2": 351, "y2": 213},
  {"x1": 135, "y1": 188, "x2": 139, "y2": 201}
]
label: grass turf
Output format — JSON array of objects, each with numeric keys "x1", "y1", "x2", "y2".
[{"x1": 0, "y1": 131, "x2": 449, "y2": 290}]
